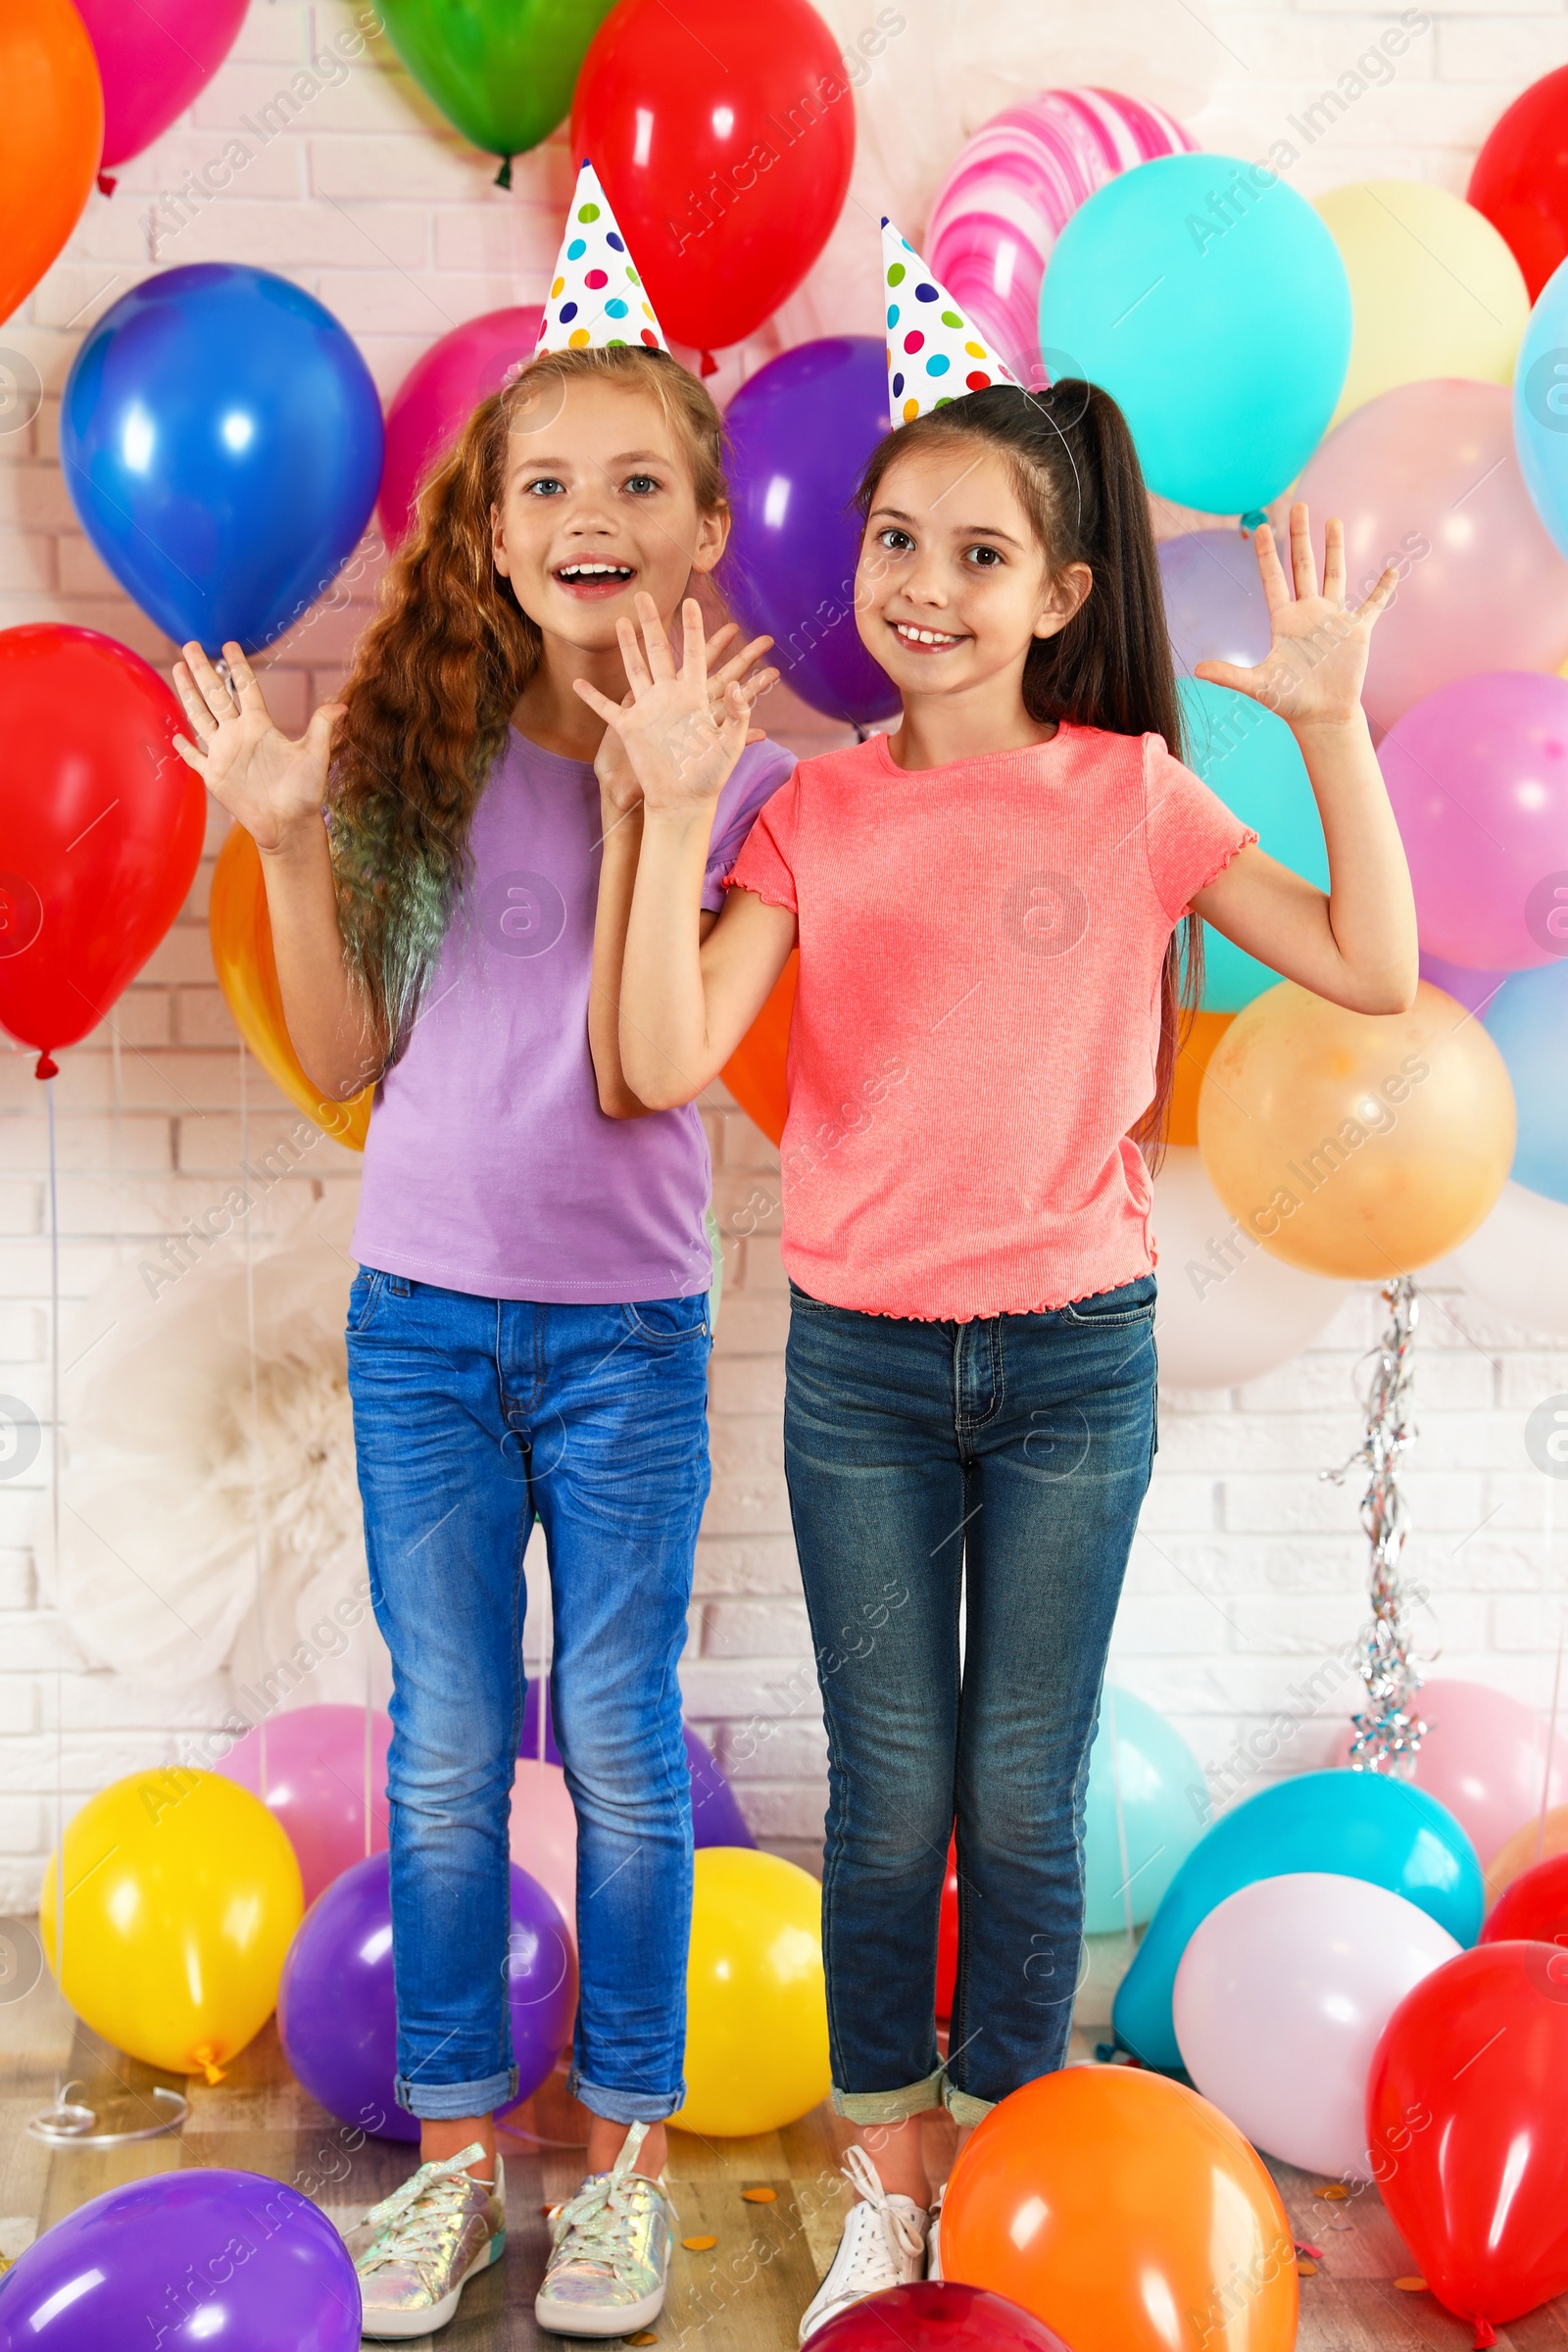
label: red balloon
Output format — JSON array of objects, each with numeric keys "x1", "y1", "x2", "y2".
[
  {"x1": 1366, "y1": 1941, "x2": 1568, "y2": 2339},
  {"x1": 936, "y1": 1833, "x2": 958, "y2": 2023},
  {"x1": 807, "y1": 2282, "x2": 1074, "y2": 2350},
  {"x1": 1469, "y1": 65, "x2": 1568, "y2": 301},
  {"x1": 0, "y1": 626, "x2": 205, "y2": 1074},
  {"x1": 1482, "y1": 1850, "x2": 1568, "y2": 1947},
  {"x1": 570, "y1": 0, "x2": 855, "y2": 357}
]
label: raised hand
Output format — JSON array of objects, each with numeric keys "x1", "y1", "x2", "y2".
[
  {"x1": 592, "y1": 614, "x2": 778, "y2": 817},
  {"x1": 172, "y1": 639, "x2": 343, "y2": 854},
  {"x1": 1195, "y1": 503, "x2": 1396, "y2": 731},
  {"x1": 575, "y1": 594, "x2": 776, "y2": 815}
]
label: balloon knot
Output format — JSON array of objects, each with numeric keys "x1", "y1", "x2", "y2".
[
  {"x1": 97, "y1": 172, "x2": 118, "y2": 198},
  {"x1": 495, "y1": 156, "x2": 513, "y2": 190},
  {"x1": 1473, "y1": 2328, "x2": 1496, "y2": 2349},
  {"x1": 700, "y1": 350, "x2": 718, "y2": 377},
  {"x1": 192, "y1": 2044, "x2": 227, "y2": 2086},
  {"x1": 1240, "y1": 509, "x2": 1268, "y2": 534},
  {"x1": 33, "y1": 1052, "x2": 58, "y2": 1081}
]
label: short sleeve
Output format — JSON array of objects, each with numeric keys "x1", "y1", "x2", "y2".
[
  {"x1": 723, "y1": 765, "x2": 802, "y2": 914},
  {"x1": 702, "y1": 741, "x2": 797, "y2": 912},
  {"x1": 1143, "y1": 733, "x2": 1257, "y2": 923}
]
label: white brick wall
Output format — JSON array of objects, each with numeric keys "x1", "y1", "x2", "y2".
[{"x1": 2, "y1": 0, "x2": 1565, "y2": 1905}]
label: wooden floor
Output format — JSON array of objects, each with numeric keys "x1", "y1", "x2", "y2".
[{"x1": 3, "y1": 1928, "x2": 1566, "y2": 2349}]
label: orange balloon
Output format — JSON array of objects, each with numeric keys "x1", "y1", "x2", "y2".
[
  {"x1": 209, "y1": 825, "x2": 372, "y2": 1151},
  {"x1": 1167, "y1": 1009, "x2": 1233, "y2": 1148},
  {"x1": 1198, "y1": 979, "x2": 1514, "y2": 1279},
  {"x1": 720, "y1": 948, "x2": 795, "y2": 1146},
  {"x1": 943, "y1": 2065, "x2": 1298, "y2": 2352},
  {"x1": 1487, "y1": 1803, "x2": 1568, "y2": 1910},
  {"x1": 0, "y1": 0, "x2": 103, "y2": 325}
]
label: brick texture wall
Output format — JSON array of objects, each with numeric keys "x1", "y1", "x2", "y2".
[{"x1": 1, "y1": 0, "x2": 1565, "y2": 1904}]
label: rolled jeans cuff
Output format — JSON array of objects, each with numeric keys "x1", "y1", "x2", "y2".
[
  {"x1": 570, "y1": 2068, "x2": 686, "y2": 2128},
  {"x1": 832, "y1": 2065, "x2": 947, "y2": 2125},
  {"x1": 943, "y1": 2082, "x2": 996, "y2": 2127},
  {"x1": 397, "y1": 2066, "x2": 517, "y2": 2122}
]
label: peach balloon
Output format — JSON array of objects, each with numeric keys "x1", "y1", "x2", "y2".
[
  {"x1": 1294, "y1": 379, "x2": 1568, "y2": 733},
  {"x1": 510, "y1": 1756, "x2": 577, "y2": 1943},
  {"x1": 1487, "y1": 1801, "x2": 1568, "y2": 1909},
  {"x1": 1198, "y1": 981, "x2": 1515, "y2": 1279}
]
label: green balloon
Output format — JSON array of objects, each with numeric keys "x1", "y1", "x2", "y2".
[
  {"x1": 1178, "y1": 675, "x2": 1328, "y2": 1014},
  {"x1": 379, "y1": 0, "x2": 619, "y2": 163}
]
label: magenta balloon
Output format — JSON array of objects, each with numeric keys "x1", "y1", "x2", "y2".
[
  {"x1": 74, "y1": 0, "x2": 250, "y2": 172},
  {"x1": 1418, "y1": 950, "x2": 1509, "y2": 1014},
  {"x1": 218, "y1": 1702, "x2": 391, "y2": 1907},
  {"x1": 1296, "y1": 380, "x2": 1568, "y2": 734},
  {"x1": 378, "y1": 307, "x2": 543, "y2": 549},
  {"x1": 1380, "y1": 670, "x2": 1568, "y2": 971}
]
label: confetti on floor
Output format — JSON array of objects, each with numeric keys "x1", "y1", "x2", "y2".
[
  {"x1": 682, "y1": 2234, "x2": 718, "y2": 2251},
  {"x1": 741, "y1": 2186, "x2": 777, "y2": 2203},
  {"x1": 1313, "y1": 2183, "x2": 1349, "y2": 2199},
  {"x1": 1298, "y1": 2259, "x2": 1319, "y2": 2277},
  {"x1": 1296, "y1": 2241, "x2": 1324, "y2": 2260},
  {"x1": 627, "y1": 2333, "x2": 660, "y2": 2346},
  {"x1": 1395, "y1": 2278, "x2": 1429, "y2": 2293}
]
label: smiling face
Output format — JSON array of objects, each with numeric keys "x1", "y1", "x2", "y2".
[
  {"x1": 854, "y1": 436, "x2": 1091, "y2": 707},
  {"x1": 489, "y1": 373, "x2": 727, "y2": 647}
]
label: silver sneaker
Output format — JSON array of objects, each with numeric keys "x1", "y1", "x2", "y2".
[
  {"x1": 799, "y1": 2147, "x2": 928, "y2": 2343},
  {"x1": 355, "y1": 2141, "x2": 506, "y2": 2339},
  {"x1": 534, "y1": 2120, "x2": 675, "y2": 2339}
]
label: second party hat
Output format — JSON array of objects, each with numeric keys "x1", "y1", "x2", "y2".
[
  {"x1": 535, "y1": 160, "x2": 669, "y2": 358},
  {"x1": 882, "y1": 217, "x2": 1020, "y2": 423}
]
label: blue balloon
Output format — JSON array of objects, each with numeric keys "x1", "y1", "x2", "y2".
[
  {"x1": 720, "y1": 336, "x2": 900, "y2": 729},
  {"x1": 1514, "y1": 255, "x2": 1568, "y2": 562},
  {"x1": 1484, "y1": 959, "x2": 1568, "y2": 1202},
  {"x1": 1159, "y1": 528, "x2": 1273, "y2": 678},
  {"x1": 62, "y1": 263, "x2": 384, "y2": 654},
  {"x1": 1111, "y1": 1767, "x2": 1483, "y2": 2070},
  {"x1": 1178, "y1": 676, "x2": 1327, "y2": 1009},
  {"x1": 1040, "y1": 154, "x2": 1350, "y2": 515},
  {"x1": 1082, "y1": 1689, "x2": 1206, "y2": 1935}
]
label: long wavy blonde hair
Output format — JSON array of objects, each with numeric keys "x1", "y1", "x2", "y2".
[{"x1": 328, "y1": 345, "x2": 729, "y2": 1035}]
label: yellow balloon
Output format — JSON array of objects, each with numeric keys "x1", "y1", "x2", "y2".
[
  {"x1": 39, "y1": 1768, "x2": 304, "y2": 2080},
  {"x1": 1198, "y1": 980, "x2": 1515, "y2": 1280},
  {"x1": 1315, "y1": 180, "x2": 1530, "y2": 428},
  {"x1": 672, "y1": 1848, "x2": 831, "y2": 2137},
  {"x1": 1487, "y1": 1804, "x2": 1568, "y2": 1910}
]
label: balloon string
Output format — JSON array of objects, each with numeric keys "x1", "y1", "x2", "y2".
[
  {"x1": 47, "y1": 1074, "x2": 67, "y2": 2093},
  {"x1": 109, "y1": 1022, "x2": 123, "y2": 1266},
  {"x1": 1539, "y1": 1509, "x2": 1562, "y2": 1869},
  {"x1": 1106, "y1": 1690, "x2": 1138, "y2": 1966},
  {"x1": 239, "y1": 1039, "x2": 268, "y2": 1795}
]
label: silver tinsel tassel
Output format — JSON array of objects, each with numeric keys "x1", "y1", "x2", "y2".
[{"x1": 1325, "y1": 1275, "x2": 1428, "y2": 1775}]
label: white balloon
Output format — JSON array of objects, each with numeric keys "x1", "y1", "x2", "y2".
[
  {"x1": 1450, "y1": 1178, "x2": 1568, "y2": 1339},
  {"x1": 1152, "y1": 1147, "x2": 1348, "y2": 1386},
  {"x1": 1172, "y1": 1871, "x2": 1461, "y2": 2179}
]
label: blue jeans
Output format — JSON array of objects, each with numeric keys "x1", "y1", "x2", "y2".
[
  {"x1": 346, "y1": 1272, "x2": 711, "y2": 2127},
  {"x1": 783, "y1": 1275, "x2": 1156, "y2": 2125}
]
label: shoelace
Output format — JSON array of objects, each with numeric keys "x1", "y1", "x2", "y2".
[
  {"x1": 829, "y1": 2146, "x2": 927, "y2": 2292},
  {"x1": 548, "y1": 2121, "x2": 675, "y2": 2281},
  {"x1": 359, "y1": 2141, "x2": 491, "y2": 2278}
]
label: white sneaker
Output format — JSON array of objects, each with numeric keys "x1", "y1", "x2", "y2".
[
  {"x1": 927, "y1": 2180, "x2": 946, "y2": 2280},
  {"x1": 799, "y1": 2147, "x2": 929, "y2": 2344},
  {"x1": 534, "y1": 2121, "x2": 675, "y2": 2339},
  {"x1": 355, "y1": 2143, "x2": 506, "y2": 2339}
]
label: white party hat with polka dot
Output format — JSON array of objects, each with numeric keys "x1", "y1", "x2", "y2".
[
  {"x1": 535, "y1": 159, "x2": 669, "y2": 357},
  {"x1": 882, "y1": 217, "x2": 1019, "y2": 423}
]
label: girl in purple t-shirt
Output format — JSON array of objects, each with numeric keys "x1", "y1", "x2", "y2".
[{"x1": 170, "y1": 341, "x2": 790, "y2": 2339}]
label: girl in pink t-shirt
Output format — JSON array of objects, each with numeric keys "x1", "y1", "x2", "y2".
[{"x1": 589, "y1": 377, "x2": 1416, "y2": 2339}]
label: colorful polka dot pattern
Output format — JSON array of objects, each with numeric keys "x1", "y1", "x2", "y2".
[
  {"x1": 533, "y1": 159, "x2": 669, "y2": 359},
  {"x1": 880, "y1": 217, "x2": 1020, "y2": 423}
]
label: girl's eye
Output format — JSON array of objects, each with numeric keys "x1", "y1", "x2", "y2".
[
  {"x1": 878, "y1": 527, "x2": 914, "y2": 553},
  {"x1": 524, "y1": 476, "x2": 564, "y2": 497},
  {"x1": 965, "y1": 544, "x2": 1004, "y2": 567},
  {"x1": 624, "y1": 473, "x2": 661, "y2": 495}
]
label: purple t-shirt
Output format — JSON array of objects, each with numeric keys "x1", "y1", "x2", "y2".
[{"x1": 351, "y1": 728, "x2": 795, "y2": 1302}]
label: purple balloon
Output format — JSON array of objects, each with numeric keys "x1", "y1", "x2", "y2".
[
  {"x1": 1418, "y1": 951, "x2": 1507, "y2": 1018},
  {"x1": 519, "y1": 1688, "x2": 754, "y2": 1849},
  {"x1": 74, "y1": 0, "x2": 250, "y2": 173},
  {"x1": 720, "y1": 338, "x2": 901, "y2": 729},
  {"x1": 1157, "y1": 528, "x2": 1273, "y2": 679},
  {"x1": 278, "y1": 1854, "x2": 575, "y2": 2142},
  {"x1": 0, "y1": 2168, "x2": 360, "y2": 2350}
]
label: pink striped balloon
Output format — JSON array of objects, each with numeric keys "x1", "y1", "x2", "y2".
[{"x1": 927, "y1": 87, "x2": 1197, "y2": 386}]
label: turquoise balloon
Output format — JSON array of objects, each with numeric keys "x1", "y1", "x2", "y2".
[
  {"x1": 1111, "y1": 1767, "x2": 1483, "y2": 2071},
  {"x1": 1083, "y1": 1689, "x2": 1205, "y2": 1936},
  {"x1": 1039, "y1": 153, "x2": 1351, "y2": 515},
  {"x1": 1178, "y1": 677, "x2": 1327, "y2": 1011},
  {"x1": 1483, "y1": 960, "x2": 1568, "y2": 1203},
  {"x1": 1514, "y1": 254, "x2": 1568, "y2": 562}
]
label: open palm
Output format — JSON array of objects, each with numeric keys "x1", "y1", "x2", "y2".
[
  {"x1": 1196, "y1": 503, "x2": 1396, "y2": 730},
  {"x1": 574, "y1": 594, "x2": 767, "y2": 814},
  {"x1": 172, "y1": 639, "x2": 342, "y2": 852}
]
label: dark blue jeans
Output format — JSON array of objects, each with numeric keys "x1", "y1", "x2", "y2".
[
  {"x1": 346, "y1": 1273, "x2": 711, "y2": 2127},
  {"x1": 784, "y1": 1274, "x2": 1157, "y2": 2123}
]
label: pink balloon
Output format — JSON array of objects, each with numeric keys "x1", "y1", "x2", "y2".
[
  {"x1": 926, "y1": 87, "x2": 1196, "y2": 385},
  {"x1": 74, "y1": 0, "x2": 249, "y2": 173},
  {"x1": 1341, "y1": 1679, "x2": 1568, "y2": 1867},
  {"x1": 378, "y1": 308, "x2": 544, "y2": 550},
  {"x1": 218, "y1": 1702, "x2": 391, "y2": 1908},
  {"x1": 1295, "y1": 380, "x2": 1568, "y2": 735},
  {"x1": 1173, "y1": 1872, "x2": 1460, "y2": 2180},
  {"x1": 1384, "y1": 672, "x2": 1568, "y2": 971},
  {"x1": 510, "y1": 1757, "x2": 578, "y2": 1945}
]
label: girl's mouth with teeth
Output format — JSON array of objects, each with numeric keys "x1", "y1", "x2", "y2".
[
  {"x1": 890, "y1": 619, "x2": 966, "y2": 653},
  {"x1": 554, "y1": 562, "x2": 637, "y2": 599}
]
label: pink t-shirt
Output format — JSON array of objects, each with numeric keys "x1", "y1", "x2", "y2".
[{"x1": 726, "y1": 723, "x2": 1254, "y2": 1322}]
